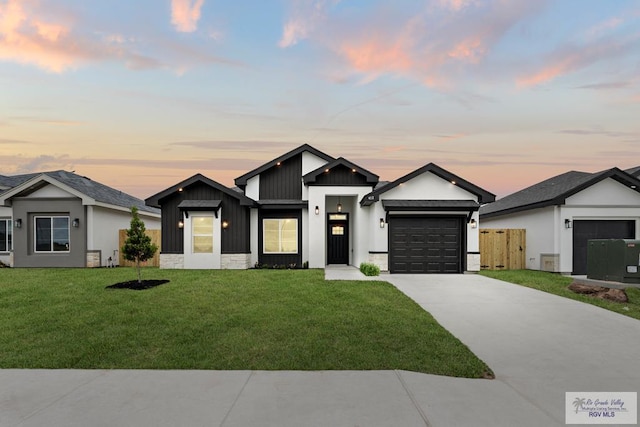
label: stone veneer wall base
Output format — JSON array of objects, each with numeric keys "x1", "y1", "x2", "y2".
[
  {"x1": 368, "y1": 253, "x2": 388, "y2": 272},
  {"x1": 160, "y1": 253, "x2": 185, "y2": 269},
  {"x1": 221, "y1": 253, "x2": 251, "y2": 269}
]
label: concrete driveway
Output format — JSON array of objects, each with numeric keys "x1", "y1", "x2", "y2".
[{"x1": 385, "y1": 273, "x2": 640, "y2": 425}]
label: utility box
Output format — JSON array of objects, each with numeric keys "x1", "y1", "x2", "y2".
[{"x1": 587, "y1": 239, "x2": 640, "y2": 283}]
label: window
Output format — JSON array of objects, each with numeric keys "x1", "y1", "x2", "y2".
[
  {"x1": 192, "y1": 216, "x2": 213, "y2": 253},
  {"x1": 263, "y1": 219, "x2": 298, "y2": 253},
  {"x1": 0, "y1": 219, "x2": 11, "y2": 252},
  {"x1": 35, "y1": 216, "x2": 69, "y2": 252}
]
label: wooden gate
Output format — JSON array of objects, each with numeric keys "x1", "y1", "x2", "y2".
[
  {"x1": 118, "y1": 229, "x2": 161, "y2": 267},
  {"x1": 479, "y1": 229, "x2": 526, "y2": 270}
]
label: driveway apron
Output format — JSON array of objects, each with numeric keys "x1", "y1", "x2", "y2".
[{"x1": 385, "y1": 273, "x2": 640, "y2": 426}]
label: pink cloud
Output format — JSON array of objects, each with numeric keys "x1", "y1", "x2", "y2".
[
  {"x1": 279, "y1": 0, "x2": 341, "y2": 48},
  {"x1": 171, "y1": 0, "x2": 205, "y2": 33},
  {"x1": 517, "y1": 35, "x2": 637, "y2": 87},
  {"x1": 296, "y1": 0, "x2": 546, "y2": 88},
  {"x1": 0, "y1": 0, "x2": 81, "y2": 72}
]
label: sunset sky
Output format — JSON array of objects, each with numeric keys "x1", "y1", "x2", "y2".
[{"x1": 1, "y1": 0, "x2": 639, "y2": 199}]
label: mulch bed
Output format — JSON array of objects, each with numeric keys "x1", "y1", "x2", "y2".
[
  {"x1": 568, "y1": 282, "x2": 628, "y2": 303},
  {"x1": 106, "y1": 280, "x2": 170, "y2": 291}
]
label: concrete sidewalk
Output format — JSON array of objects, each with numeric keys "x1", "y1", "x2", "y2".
[{"x1": 0, "y1": 369, "x2": 552, "y2": 427}]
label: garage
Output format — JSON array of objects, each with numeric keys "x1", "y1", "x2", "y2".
[
  {"x1": 572, "y1": 220, "x2": 635, "y2": 274},
  {"x1": 389, "y1": 216, "x2": 463, "y2": 273}
]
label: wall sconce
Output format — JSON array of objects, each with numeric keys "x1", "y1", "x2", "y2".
[
  {"x1": 178, "y1": 220, "x2": 184, "y2": 229},
  {"x1": 222, "y1": 220, "x2": 229, "y2": 230},
  {"x1": 565, "y1": 219, "x2": 572, "y2": 229},
  {"x1": 72, "y1": 218, "x2": 80, "y2": 228},
  {"x1": 14, "y1": 218, "x2": 22, "y2": 228},
  {"x1": 380, "y1": 218, "x2": 385, "y2": 228},
  {"x1": 315, "y1": 206, "x2": 320, "y2": 215},
  {"x1": 470, "y1": 219, "x2": 477, "y2": 229}
]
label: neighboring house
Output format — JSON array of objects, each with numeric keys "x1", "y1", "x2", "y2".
[
  {"x1": 146, "y1": 144, "x2": 495, "y2": 273},
  {"x1": 0, "y1": 171, "x2": 160, "y2": 267},
  {"x1": 480, "y1": 167, "x2": 640, "y2": 275}
]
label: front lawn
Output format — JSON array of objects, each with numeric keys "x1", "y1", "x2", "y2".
[
  {"x1": 479, "y1": 270, "x2": 640, "y2": 320},
  {"x1": 0, "y1": 268, "x2": 491, "y2": 377}
]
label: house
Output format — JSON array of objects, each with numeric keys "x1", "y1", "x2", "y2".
[
  {"x1": 145, "y1": 144, "x2": 495, "y2": 273},
  {"x1": 480, "y1": 167, "x2": 640, "y2": 275},
  {"x1": 0, "y1": 171, "x2": 160, "y2": 267}
]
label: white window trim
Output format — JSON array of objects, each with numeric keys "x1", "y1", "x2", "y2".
[
  {"x1": 263, "y1": 218, "x2": 298, "y2": 254},
  {"x1": 34, "y1": 216, "x2": 70, "y2": 253},
  {"x1": 0, "y1": 218, "x2": 11, "y2": 252}
]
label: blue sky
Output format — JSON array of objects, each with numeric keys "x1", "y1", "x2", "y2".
[{"x1": 1, "y1": 0, "x2": 639, "y2": 198}]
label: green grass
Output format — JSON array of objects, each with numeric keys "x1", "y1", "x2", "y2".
[
  {"x1": 0, "y1": 268, "x2": 490, "y2": 377},
  {"x1": 479, "y1": 269, "x2": 640, "y2": 320}
]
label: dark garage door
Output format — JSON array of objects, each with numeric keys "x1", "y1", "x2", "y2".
[
  {"x1": 390, "y1": 216, "x2": 462, "y2": 273},
  {"x1": 572, "y1": 220, "x2": 635, "y2": 274}
]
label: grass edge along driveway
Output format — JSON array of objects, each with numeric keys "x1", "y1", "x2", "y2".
[
  {"x1": 0, "y1": 268, "x2": 491, "y2": 378},
  {"x1": 479, "y1": 269, "x2": 640, "y2": 321}
]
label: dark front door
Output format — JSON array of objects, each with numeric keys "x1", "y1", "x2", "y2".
[
  {"x1": 389, "y1": 216, "x2": 463, "y2": 273},
  {"x1": 327, "y1": 213, "x2": 349, "y2": 264},
  {"x1": 572, "y1": 220, "x2": 635, "y2": 274}
]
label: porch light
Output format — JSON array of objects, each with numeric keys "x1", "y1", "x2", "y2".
[
  {"x1": 380, "y1": 218, "x2": 385, "y2": 228},
  {"x1": 222, "y1": 220, "x2": 229, "y2": 230},
  {"x1": 72, "y1": 218, "x2": 80, "y2": 228},
  {"x1": 315, "y1": 206, "x2": 320, "y2": 215},
  {"x1": 178, "y1": 220, "x2": 184, "y2": 229},
  {"x1": 352, "y1": 168, "x2": 357, "y2": 173},
  {"x1": 565, "y1": 219, "x2": 572, "y2": 229},
  {"x1": 14, "y1": 218, "x2": 22, "y2": 228},
  {"x1": 470, "y1": 219, "x2": 477, "y2": 229}
]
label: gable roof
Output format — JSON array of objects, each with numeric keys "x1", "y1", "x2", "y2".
[
  {"x1": 302, "y1": 157, "x2": 379, "y2": 185},
  {"x1": 145, "y1": 173, "x2": 254, "y2": 208},
  {"x1": 480, "y1": 167, "x2": 640, "y2": 219},
  {"x1": 234, "y1": 144, "x2": 334, "y2": 188},
  {"x1": 625, "y1": 166, "x2": 640, "y2": 178},
  {"x1": 361, "y1": 163, "x2": 496, "y2": 206},
  {"x1": 0, "y1": 170, "x2": 159, "y2": 215}
]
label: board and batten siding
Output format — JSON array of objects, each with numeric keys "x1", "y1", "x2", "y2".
[
  {"x1": 259, "y1": 153, "x2": 302, "y2": 199},
  {"x1": 159, "y1": 181, "x2": 250, "y2": 255}
]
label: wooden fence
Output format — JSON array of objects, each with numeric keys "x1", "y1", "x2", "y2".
[
  {"x1": 479, "y1": 229, "x2": 526, "y2": 270},
  {"x1": 118, "y1": 229, "x2": 161, "y2": 267}
]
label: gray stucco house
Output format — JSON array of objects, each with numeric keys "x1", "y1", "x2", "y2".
[{"x1": 0, "y1": 171, "x2": 160, "y2": 267}]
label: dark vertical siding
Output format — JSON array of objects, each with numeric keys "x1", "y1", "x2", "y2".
[
  {"x1": 259, "y1": 154, "x2": 302, "y2": 199},
  {"x1": 314, "y1": 164, "x2": 369, "y2": 186},
  {"x1": 159, "y1": 182, "x2": 250, "y2": 254},
  {"x1": 258, "y1": 209, "x2": 303, "y2": 267}
]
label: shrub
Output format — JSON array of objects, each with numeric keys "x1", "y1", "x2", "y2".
[{"x1": 359, "y1": 262, "x2": 380, "y2": 276}]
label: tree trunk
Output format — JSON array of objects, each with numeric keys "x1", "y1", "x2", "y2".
[{"x1": 137, "y1": 258, "x2": 141, "y2": 283}]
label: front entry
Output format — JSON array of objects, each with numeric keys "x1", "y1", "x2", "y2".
[{"x1": 327, "y1": 213, "x2": 349, "y2": 264}]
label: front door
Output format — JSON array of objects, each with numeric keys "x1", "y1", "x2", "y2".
[{"x1": 327, "y1": 213, "x2": 349, "y2": 264}]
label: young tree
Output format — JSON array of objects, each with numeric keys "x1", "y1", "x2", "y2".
[{"x1": 122, "y1": 207, "x2": 158, "y2": 283}]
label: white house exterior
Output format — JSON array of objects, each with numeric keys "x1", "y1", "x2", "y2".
[
  {"x1": 0, "y1": 171, "x2": 160, "y2": 267},
  {"x1": 147, "y1": 144, "x2": 495, "y2": 273},
  {"x1": 480, "y1": 168, "x2": 640, "y2": 275}
]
